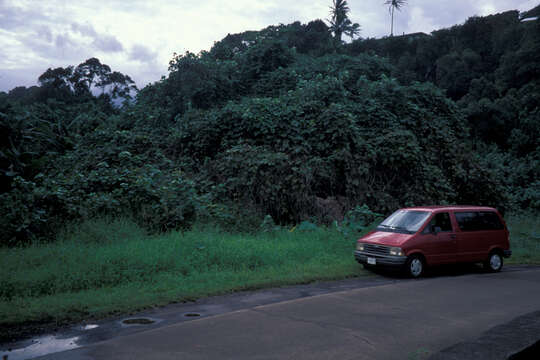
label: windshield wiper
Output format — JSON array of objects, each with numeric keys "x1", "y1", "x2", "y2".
[
  {"x1": 393, "y1": 226, "x2": 408, "y2": 230},
  {"x1": 378, "y1": 224, "x2": 411, "y2": 232},
  {"x1": 379, "y1": 224, "x2": 404, "y2": 229}
]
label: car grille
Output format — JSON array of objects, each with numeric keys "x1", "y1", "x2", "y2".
[{"x1": 363, "y1": 244, "x2": 390, "y2": 256}]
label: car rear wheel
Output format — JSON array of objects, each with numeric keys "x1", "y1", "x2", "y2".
[
  {"x1": 484, "y1": 251, "x2": 503, "y2": 272},
  {"x1": 406, "y1": 255, "x2": 424, "y2": 278}
]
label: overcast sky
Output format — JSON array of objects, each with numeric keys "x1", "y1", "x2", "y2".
[{"x1": 0, "y1": 0, "x2": 537, "y2": 92}]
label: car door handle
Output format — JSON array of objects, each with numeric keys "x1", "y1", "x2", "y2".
[{"x1": 450, "y1": 234, "x2": 456, "y2": 239}]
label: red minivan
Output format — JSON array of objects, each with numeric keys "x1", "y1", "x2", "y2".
[{"x1": 354, "y1": 206, "x2": 511, "y2": 277}]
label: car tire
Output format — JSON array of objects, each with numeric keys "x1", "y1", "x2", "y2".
[
  {"x1": 484, "y1": 251, "x2": 503, "y2": 272},
  {"x1": 406, "y1": 255, "x2": 425, "y2": 278}
]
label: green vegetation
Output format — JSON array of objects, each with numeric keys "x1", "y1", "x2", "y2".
[
  {"x1": 2, "y1": 6, "x2": 538, "y2": 246},
  {"x1": 506, "y1": 214, "x2": 540, "y2": 264},
  {"x1": 0, "y1": 218, "x2": 367, "y2": 339},
  {"x1": 0, "y1": 1, "x2": 539, "y2": 338}
]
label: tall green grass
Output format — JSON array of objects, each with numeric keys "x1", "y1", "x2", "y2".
[
  {"x1": 506, "y1": 214, "x2": 540, "y2": 264},
  {"x1": 0, "y1": 218, "x2": 365, "y2": 331}
]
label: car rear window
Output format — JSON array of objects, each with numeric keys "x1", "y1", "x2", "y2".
[{"x1": 455, "y1": 211, "x2": 504, "y2": 231}]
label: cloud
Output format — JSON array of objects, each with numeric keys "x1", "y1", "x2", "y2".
[
  {"x1": 71, "y1": 22, "x2": 98, "y2": 37},
  {"x1": 0, "y1": 2, "x2": 47, "y2": 31},
  {"x1": 0, "y1": 68, "x2": 39, "y2": 91},
  {"x1": 37, "y1": 25, "x2": 54, "y2": 43},
  {"x1": 71, "y1": 22, "x2": 124, "y2": 52},
  {"x1": 479, "y1": 3, "x2": 498, "y2": 16},
  {"x1": 9, "y1": 31, "x2": 90, "y2": 66},
  {"x1": 129, "y1": 44, "x2": 158, "y2": 64},
  {"x1": 407, "y1": 6, "x2": 437, "y2": 35},
  {"x1": 55, "y1": 33, "x2": 76, "y2": 49},
  {"x1": 92, "y1": 34, "x2": 124, "y2": 53},
  {"x1": 401, "y1": 0, "x2": 527, "y2": 33}
]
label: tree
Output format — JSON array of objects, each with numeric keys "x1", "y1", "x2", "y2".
[
  {"x1": 38, "y1": 58, "x2": 137, "y2": 102},
  {"x1": 72, "y1": 58, "x2": 111, "y2": 94},
  {"x1": 38, "y1": 66, "x2": 77, "y2": 101},
  {"x1": 107, "y1": 71, "x2": 137, "y2": 100},
  {"x1": 435, "y1": 49, "x2": 481, "y2": 100},
  {"x1": 385, "y1": 0, "x2": 407, "y2": 36},
  {"x1": 328, "y1": 0, "x2": 361, "y2": 42},
  {"x1": 72, "y1": 58, "x2": 136, "y2": 99}
]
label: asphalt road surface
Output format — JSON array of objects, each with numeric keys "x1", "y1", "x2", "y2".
[{"x1": 9, "y1": 266, "x2": 540, "y2": 359}]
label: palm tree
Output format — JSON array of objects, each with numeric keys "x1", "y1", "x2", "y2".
[
  {"x1": 328, "y1": 0, "x2": 361, "y2": 42},
  {"x1": 385, "y1": 0, "x2": 407, "y2": 36}
]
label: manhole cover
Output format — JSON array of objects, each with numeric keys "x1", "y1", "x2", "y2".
[
  {"x1": 184, "y1": 313, "x2": 201, "y2": 317},
  {"x1": 122, "y1": 318, "x2": 155, "y2": 325}
]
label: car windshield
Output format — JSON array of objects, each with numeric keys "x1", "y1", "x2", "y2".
[{"x1": 377, "y1": 210, "x2": 430, "y2": 233}]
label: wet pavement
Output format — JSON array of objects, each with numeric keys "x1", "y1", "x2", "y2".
[
  {"x1": 1, "y1": 274, "x2": 393, "y2": 359},
  {"x1": 1, "y1": 265, "x2": 539, "y2": 360},
  {"x1": 430, "y1": 310, "x2": 540, "y2": 360}
]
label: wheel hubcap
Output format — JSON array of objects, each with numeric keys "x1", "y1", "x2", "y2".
[
  {"x1": 410, "y1": 258, "x2": 422, "y2": 276},
  {"x1": 490, "y1": 254, "x2": 501, "y2": 270}
]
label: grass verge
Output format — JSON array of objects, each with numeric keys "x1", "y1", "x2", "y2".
[
  {"x1": 506, "y1": 214, "x2": 540, "y2": 264},
  {"x1": 0, "y1": 218, "x2": 366, "y2": 341}
]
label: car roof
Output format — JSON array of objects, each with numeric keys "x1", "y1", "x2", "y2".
[{"x1": 400, "y1": 205, "x2": 498, "y2": 212}]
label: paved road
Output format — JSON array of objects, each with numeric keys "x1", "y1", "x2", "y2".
[{"x1": 27, "y1": 266, "x2": 540, "y2": 360}]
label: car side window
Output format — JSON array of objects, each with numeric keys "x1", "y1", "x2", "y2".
[
  {"x1": 477, "y1": 212, "x2": 504, "y2": 230},
  {"x1": 423, "y1": 212, "x2": 452, "y2": 233},
  {"x1": 455, "y1": 212, "x2": 477, "y2": 231},
  {"x1": 456, "y1": 211, "x2": 504, "y2": 231}
]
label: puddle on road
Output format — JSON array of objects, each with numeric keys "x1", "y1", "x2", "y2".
[
  {"x1": 81, "y1": 324, "x2": 98, "y2": 331},
  {"x1": 0, "y1": 335, "x2": 80, "y2": 360}
]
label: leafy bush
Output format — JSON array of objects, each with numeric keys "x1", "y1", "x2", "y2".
[
  {"x1": 0, "y1": 177, "x2": 54, "y2": 245},
  {"x1": 340, "y1": 205, "x2": 382, "y2": 238},
  {"x1": 259, "y1": 215, "x2": 282, "y2": 232},
  {"x1": 0, "y1": 166, "x2": 202, "y2": 245}
]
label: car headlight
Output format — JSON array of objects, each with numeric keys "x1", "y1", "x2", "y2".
[
  {"x1": 389, "y1": 247, "x2": 404, "y2": 256},
  {"x1": 356, "y1": 243, "x2": 365, "y2": 251}
]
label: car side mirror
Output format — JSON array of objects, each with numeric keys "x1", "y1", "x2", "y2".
[{"x1": 430, "y1": 225, "x2": 441, "y2": 234}]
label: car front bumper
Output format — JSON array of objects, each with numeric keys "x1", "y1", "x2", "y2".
[{"x1": 354, "y1": 250, "x2": 408, "y2": 268}]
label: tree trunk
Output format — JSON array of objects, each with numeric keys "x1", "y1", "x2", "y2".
[
  {"x1": 335, "y1": 29, "x2": 342, "y2": 42},
  {"x1": 391, "y1": 7, "x2": 394, "y2": 36}
]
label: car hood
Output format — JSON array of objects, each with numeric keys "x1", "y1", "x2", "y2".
[{"x1": 359, "y1": 231, "x2": 413, "y2": 247}]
